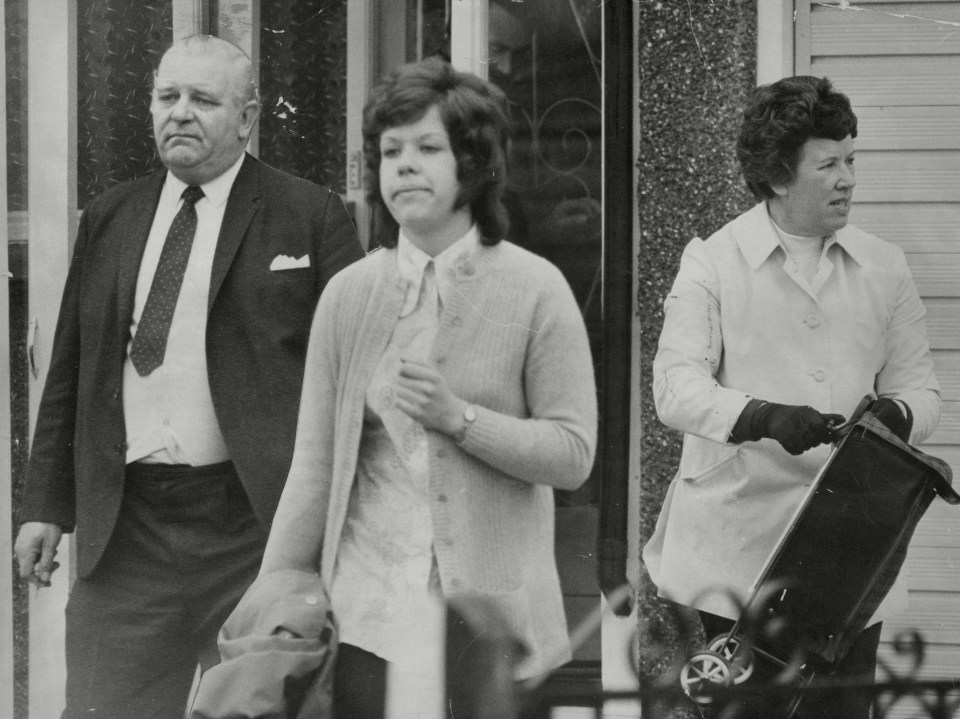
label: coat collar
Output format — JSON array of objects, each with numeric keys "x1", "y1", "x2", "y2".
[{"x1": 735, "y1": 201, "x2": 870, "y2": 270}]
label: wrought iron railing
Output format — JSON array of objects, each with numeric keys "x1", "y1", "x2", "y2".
[
  {"x1": 525, "y1": 667, "x2": 960, "y2": 719},
  {"x1": 519, "y1": 608, "x2": 960, "y2": 719},
  {"x1": 525, "y1": 677, "x2": 960, "y2": 719}
]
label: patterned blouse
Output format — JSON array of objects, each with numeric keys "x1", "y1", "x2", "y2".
[{"x1": 330, "y1": 226, "x2": 480, "y2": 661}]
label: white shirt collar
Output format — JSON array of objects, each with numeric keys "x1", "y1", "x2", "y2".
[{"x1": 162, "y1": 153, "x2": 246, "y2": 209}]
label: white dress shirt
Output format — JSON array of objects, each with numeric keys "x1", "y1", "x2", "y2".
[{"x1": 123, "y1": 154, "x2": 245, "y2": 465}]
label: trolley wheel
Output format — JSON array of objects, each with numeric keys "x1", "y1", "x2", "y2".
[
  {"x1": 680, "y1": 650, "x2": 733, "y2": 704},
  {"x1": 707, "y1": 634, "x2": 756, "y2": 684}
]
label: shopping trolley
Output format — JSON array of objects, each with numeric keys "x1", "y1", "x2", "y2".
[{"x1": 679, "y1": 398, "x2": 959, "y2": 716}]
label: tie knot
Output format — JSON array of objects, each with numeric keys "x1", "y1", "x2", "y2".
[{"x1": 182, "y1": 185, "x2": 204, "y2": 205}]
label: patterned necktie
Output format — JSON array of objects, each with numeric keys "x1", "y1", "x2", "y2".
[{"x1": 129, "y1": 185, "x2": 204, "y2": 377}]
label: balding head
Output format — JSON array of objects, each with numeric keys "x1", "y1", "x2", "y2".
[
  {"x1": 151, "y1": 34, "x2": 261, "y2": 185},
  {"x1": 162, "y1": 35, "x2": 259, "y2": 105}
]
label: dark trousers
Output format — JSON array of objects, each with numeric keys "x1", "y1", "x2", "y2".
[
  {"x1": 333, "y1": 643, "x2": 388, "y2": 719},
  {"x1": 333, "y1": 642, "x2": 535, "y2": 719},
  {"x1": 62, "y1": 462, "x2": 264, "y2": 719},
  {"x1": 700, "y1": 611, "x2": 882, "y2": 719}
]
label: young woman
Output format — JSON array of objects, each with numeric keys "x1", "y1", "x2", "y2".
[{"x1": 257, "y1": 57, "x2": 597, "y2": 717}]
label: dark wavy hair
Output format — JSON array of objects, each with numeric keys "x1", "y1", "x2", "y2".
[
  {"x1": 737, "y1": 76, "x2": 858, "y2": 200},
  {"x1": 362, "y1": 57, "x2": 511, "y2": 247}
]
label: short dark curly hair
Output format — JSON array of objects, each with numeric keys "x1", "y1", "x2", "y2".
[
  {"x1": 737, "y1": 76, "x2": 857, "y2": 200},
  {"x1": 362, "y1": 57, "x2": 511, "y2": 248}
]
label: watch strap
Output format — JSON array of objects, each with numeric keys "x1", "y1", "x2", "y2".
[{"x1": 454, "y1": 404, "x2": 477, "y2": 444}]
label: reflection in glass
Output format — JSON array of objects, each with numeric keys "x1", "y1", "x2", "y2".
[{"x1": 488, "y1": 0, "x2": 603, "y2": 507}]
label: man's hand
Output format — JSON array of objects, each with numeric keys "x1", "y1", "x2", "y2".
[
  {"x1": 756, "y1": 403, "x2": 846, "y2": 455},
  {"x1": 395, "y1": 359, "x2": 466, "y2": 436},
  {"x1": 14, "y1": 522, "x2": 63, "y2": 587}
]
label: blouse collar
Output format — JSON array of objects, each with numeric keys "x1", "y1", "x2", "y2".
[{"x1": 397, "y1": 225, "x2": 481, "y2": 316}]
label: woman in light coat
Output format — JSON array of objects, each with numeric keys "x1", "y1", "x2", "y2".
[{"x1": 644, "y1": 76, "x2": 940, "y2": 719}]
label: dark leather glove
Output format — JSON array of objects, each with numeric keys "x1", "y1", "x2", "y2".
[
  {"x1": 869, "y1": 398, "x2": 912, "y2": 442},
  {"x1": 732, "y1": 400, "x2": 845, "y2": 455}
]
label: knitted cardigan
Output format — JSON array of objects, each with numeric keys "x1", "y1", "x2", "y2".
[{"x1": 261, "y1": 239, "x2": 598, "y2": 679}]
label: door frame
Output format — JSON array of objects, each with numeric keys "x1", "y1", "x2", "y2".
[{"x1": 1, "y1": 2, "x2": 14, "y2": 715}]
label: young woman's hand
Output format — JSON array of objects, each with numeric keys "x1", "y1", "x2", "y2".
[{"x1": 395, "y1": 359, "x2": 467, "y2": 436}]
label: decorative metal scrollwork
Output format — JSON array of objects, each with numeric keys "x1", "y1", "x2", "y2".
[
  {"x1": 509, "y1": 96, "x2": 601, "y2": 200},
  {"x1": 525, "y1": 586, "x2": 960, "y2": 718}
]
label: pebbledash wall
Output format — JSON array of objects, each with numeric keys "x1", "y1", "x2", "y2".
[{"x1": 636, "y1": 0, "x2": 758, "y2": 703}]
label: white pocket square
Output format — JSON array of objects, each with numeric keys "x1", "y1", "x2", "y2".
[{"x1": 270, "y1": 254, "x2": 310, "y2": 271}]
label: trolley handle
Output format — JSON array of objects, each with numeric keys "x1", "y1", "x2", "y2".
[{"x1": 828, "y1": 394, "x2": 875, "y2": 440}]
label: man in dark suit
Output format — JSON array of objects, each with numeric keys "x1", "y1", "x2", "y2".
[{"x1": 14, "y1": 34, "x2": 364, "y2": 719}]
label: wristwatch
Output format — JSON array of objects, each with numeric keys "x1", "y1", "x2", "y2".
[{"x1": 453, "y1": 404, "x2": 477, "y2": 444}]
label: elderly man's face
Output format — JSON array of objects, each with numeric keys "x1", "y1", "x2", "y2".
[
  {"x1": 151, "y1": 45, "x2": 257, "y2": 185},
  {"x1": 770, "y1": 135, "x2": 856, "y2": 237}
]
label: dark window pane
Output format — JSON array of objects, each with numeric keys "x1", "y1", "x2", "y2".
[
  {"x1": 6, "y1": 0, "x2": 28, "y2": 212},
  {"x1": 259, "y1": 0, "x2": 348, "y2": 194},
  {"x1": 77, "y1": 0, "x2": 172, "y2": 207},
  {"x1": 489, "y1": 0, "x2": 604, "y2": 507}
]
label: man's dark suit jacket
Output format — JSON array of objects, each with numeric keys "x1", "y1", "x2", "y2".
[{"x1": 20, "y1": 153, "x2": 365, "y2": 578}]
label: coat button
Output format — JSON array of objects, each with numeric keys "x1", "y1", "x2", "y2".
[
  {"x1": 813, "y1": 370, "x2": 826, "y2": 382},
  {"x1": 804, "y1": 314, "x2": 821, "y2": 328},
  {"x1": 114, "y1": 442, "x2": 127, "y2": 455},
  {"x1": 450, "y1": 316, "x2": 463, "y2": 327}
]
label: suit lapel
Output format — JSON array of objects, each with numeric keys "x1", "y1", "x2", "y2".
[
  {"x1": 209, "y1": 154, "x2": 261, "y2": 313},
  {"x1": 116, "y1": 171, "x2": 166, "y2": 345}
]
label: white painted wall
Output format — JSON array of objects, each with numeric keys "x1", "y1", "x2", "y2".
[
  {"x1": 794, "y1": 2, "x2": 960, "y2": 711},
  {"x1": 26, "y1": 1, "x2": 77, "y2": 716}
]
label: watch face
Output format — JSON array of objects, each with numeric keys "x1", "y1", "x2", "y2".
[{"x1": 465, "y1": 405, "x2": 477, "y2": 422}]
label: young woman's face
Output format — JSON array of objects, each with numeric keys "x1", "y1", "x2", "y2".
[{"x1": 379, "y1": 105, "x2": 471, "y2": 247}]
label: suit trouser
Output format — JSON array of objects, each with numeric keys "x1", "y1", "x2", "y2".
[
  {"x1": 333, "y1": 643, "x2": 388, "y2": 719},
  {"x1": 62, "y1": 461, "x2": 264, "y2": 719}
]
